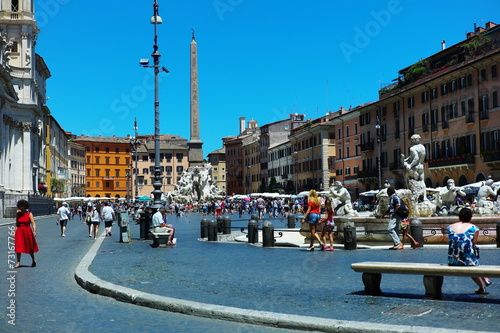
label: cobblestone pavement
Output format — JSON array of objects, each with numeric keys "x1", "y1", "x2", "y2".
[
  {"x1": 86, "y1": 212, "x2": 500, "y2": 332},
  {"x1": 0, "y1": 216, "x2": 318, "y2": 333}
]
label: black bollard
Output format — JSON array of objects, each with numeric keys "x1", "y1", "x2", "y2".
[
  {"x1": 343, "y1": 223, "x2": 357, "y2": 250},
  {"x1": 497, "y1": 221, "x2": 500, "y2": 248},
  {"x1": 217, "y1": 216, "x2": 223, "y2": 233},
  {"x1": 207, "y1": 220, "x2": 217, "y2": 241},
  {"x1": 248, "y1": 219, "x2": 259, "y2": 244},
  {"x1": 250, "y1": 214, "x2": 259, "y2": 221},
  {"x1": 287, "y1": 214, "x2": 295, "y2": 228},
  {"x1": 200, "y1": 218, "x2": 208, "y2": 238},
  {"x1": 263, "y1": 221, "x2": 275, "y2": 247},
  {"x1": 223, "y1": 215, "x2": 232, "y2": 234},
  {"x1": 410, "y1": 218, "x2": 424, "y2": 248}
]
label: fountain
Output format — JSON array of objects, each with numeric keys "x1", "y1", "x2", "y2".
[{"x1": 166, "y1": 163, "x2": 224, "y2": 204}]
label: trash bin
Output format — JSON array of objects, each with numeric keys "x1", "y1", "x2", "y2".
[
  {"x1": 263, "y1": 221, "x2": 274, "y2": 247},
  {"x1": 207, "y1": 219, "x2": 217, "y2": 242},
  {"x1": 118, "y1": 211, "x2": 130, "y2": 243},
  {"x1": 287, "y1": 214, "x2": 295, "y2": 228},
  {"x1": 343, "y1": 223, "x2": 357, "y2": 250},
  {"x1": 248, "y1": 219, "x2": 258, "y2": 244},
  {"x1": 200, "y1": 218, "x2": 208, "y2": 238},
  {"x1": 410, "y1": 218, "x2": 424, "y2": 248},
  {"x1": 223, "y1": 215, "x2": 231, "y2": 235}
]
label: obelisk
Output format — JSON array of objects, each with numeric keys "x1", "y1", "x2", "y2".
[{"x1": 188, "y1": 30, "x2": 204, "y2": 167}]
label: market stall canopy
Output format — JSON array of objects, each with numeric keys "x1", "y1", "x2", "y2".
[{"x1": 137, "y1": 196, "x2": 152, "y2": 201}]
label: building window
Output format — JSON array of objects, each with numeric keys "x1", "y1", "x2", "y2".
[
  {"x1": 116, "y1": 148, "x2": 119, "y2": 153},
  {"x1": 441, "y1": 83, "x2": 448, "y2": 96},
  {"x1": 106, "y1": 147, "x2": 109, "y2": 153},
  {"x1": 492, "y1": 90, "x2": 499, "y2": 108},
  {"x1": 95, "y1": 147, "x2": 100, "y2": 153},
  {"x1": 354, "y1": 122, "x2": 358, "y2": 134},
  {"x1": 105, "y1": 157, "x2": 110, "y2": 164},
  {"x1": 408, "y1": 96, "x2": 414, "y2": 108},
  {"x1": 176, "y1": 166, "x2": 183, "y2": 172},
  {"x1": 115, "y1": 169, "x2": 120, "y2": 177},
  {"x1": 480, "y1": 68, "x2": 487, "y2": 82},
  {"x1": 115, "y1": 157, "x2": 120, "y2": 164},
  {"x1": 491, "y1": 64, "x2": 498, "y2": 79},
  {"x1": 105, "y1": 169, "x2": 110, "y2": 177},
  {"x1": 431, "y1": 88, "x2": 437, "y2": 100},
  {"x1": 421, "y1": 90, "x2": 428, "y2": 104},
  {"x1": 96, "y1": 181, "x2": 100, "y2": 188},
  {"x1": 142, "y1": 155, "x2": 148, "y2": 162},
  {"x1": 431, "y1": 109, "x2": 438, "y2": 131},
  {"x1": 142, "y1": 168, "x2": 149, "y2": 174}
]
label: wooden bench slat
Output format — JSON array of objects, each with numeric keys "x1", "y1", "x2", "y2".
[{"x1": 351, "y1": 261, "x2": 500, "y2": 278}]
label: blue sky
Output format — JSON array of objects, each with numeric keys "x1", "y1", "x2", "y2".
[{"x1": 34, "y1": 0, "x2": 500, "y2": 156}]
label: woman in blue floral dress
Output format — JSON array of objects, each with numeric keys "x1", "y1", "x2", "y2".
[{"x1": 447, "y1": 208, "x2": 492, "y2": 294}]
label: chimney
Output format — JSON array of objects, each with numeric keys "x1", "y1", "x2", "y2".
[
  {"x1": 441, "y1": 40, "x2": 446, "y2": 50},
  {"x1": 466, "y1": 32, "x2": 476, "y2": 39},
  {"x1": 486, "y1": 21, "x2": 497, "y2": 30},
  {"x1": 239, "y1": 117, "x2": 246, "y2": 134}
]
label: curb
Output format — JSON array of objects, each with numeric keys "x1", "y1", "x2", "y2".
[{"x1": 74, "y1": 235, "x2": 489, "y2": 333}]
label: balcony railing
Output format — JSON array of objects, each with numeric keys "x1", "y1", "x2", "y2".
[
  {"x1": 357, "y1": 169, "x2": 378, "y2": 179},
  {"x1": 428, "y1": 155, "x2": 474, "y2": 168},
  {"x1": 360, "y1": 141, "x2": 375, "y2": 152},
  {"x1": 483, "y1": 151, "x2": 500, "y2": 162},
  {"x1": 390, "y1": 161, "x2": 402, "y2": 170}
]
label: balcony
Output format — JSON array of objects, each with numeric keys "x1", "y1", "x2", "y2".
[
  {"x1": 428, "y1": 155, "x2": 474, "y2": 168},
  {"x1": 360, "y1": 141, "x2": 375, "y2": 152},
  {"x1": 357, "y1": 169, "x2": 378, "y2": 179},
  {"x1": 483, "y1": 151, "x2": 500, "y2": 162},
  {"x1": 390, "y1": 161, "x2": 402, "y2": 170}
]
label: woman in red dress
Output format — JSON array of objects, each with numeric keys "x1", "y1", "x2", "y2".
[{"x1": 14, "y1": 199, "x2": 39, "y2": 268}]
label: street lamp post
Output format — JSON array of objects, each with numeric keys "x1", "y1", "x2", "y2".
[
  {"x1": 140, "y1": 0, "x2": 167, "y2": 209},
  {"x1": 375, "y1": 116, "x2": 382, "y2": 189},
  {"x1": 293, "y1": 151, "x2": 298, "y2": 194},
  {"x1": 131, "y1": 118, "x2": 140, "y2": 199}
]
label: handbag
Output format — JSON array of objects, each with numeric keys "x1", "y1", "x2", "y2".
[{"x1": 473, "y1": 244, "x2": 480, "y2": 258}]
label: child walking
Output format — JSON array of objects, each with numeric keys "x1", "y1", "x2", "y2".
[{"x1": 320, "y1": 198, "x2": 335, "y2": 251}]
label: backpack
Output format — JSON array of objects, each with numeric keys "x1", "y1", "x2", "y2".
[{"x1": 396, "y1": 198, "x2": 409, "y2": 219}]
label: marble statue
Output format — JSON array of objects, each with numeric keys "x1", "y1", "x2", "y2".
[
  {"x1": 437, "y1": 179, "x2": 466, "y2": 216},
  {"x1": 329, "y1": 181, "x2": 358, "y2": 217},
  {"x1": 400, "y1": 134, "x2": 435, "y2": 217},
  {"x1": 472, "y1": 176, "x2": 499, "y2": 215},
  {"x1": 168, "y1": 163, "x2": 224, "y2": 203},
  {"x1": 373, "y1": 180, "x2": 391, "y2": 217}
]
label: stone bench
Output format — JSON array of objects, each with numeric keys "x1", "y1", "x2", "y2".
[
  {"x1": 149, "y1": 227, "x2": 175, "y2": 248},
  {"x1": 351, "y1": 261, "x2": 500, "y2": 299}
]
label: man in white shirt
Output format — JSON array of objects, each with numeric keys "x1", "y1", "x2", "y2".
[
  {"x1": 56, "y1": 202, "x2": 71, "y2": 237},
  {"x1": 101, "y1": 202, "x2": 116, "y2": 237},
  {"x1": 151, "y1": 207, "x2": 167, "y2": 228}
]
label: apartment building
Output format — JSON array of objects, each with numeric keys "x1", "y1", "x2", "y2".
[
  {"x1": 68, "y1": 139, "x2": 86, "y2": 197},
  {"x1": 359, "y1": 21, "x2": 500, "y2": 191},
  {"x1": 134, "y1": 136, "x2": 189, "y2": 197},
  {"x1": 74, "y1": 136, "x2": 131, "y2": 199},
  {"x1": 289, "y1": 112, "x2": 337, "y2": 193},
  {"x1": 207, "y1": 147, "x2": 226, "y2": 194}
]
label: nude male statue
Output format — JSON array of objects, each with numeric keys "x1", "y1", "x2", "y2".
[{"x1": 401, "y1": 134, "x2": 426, "y2": 182}]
